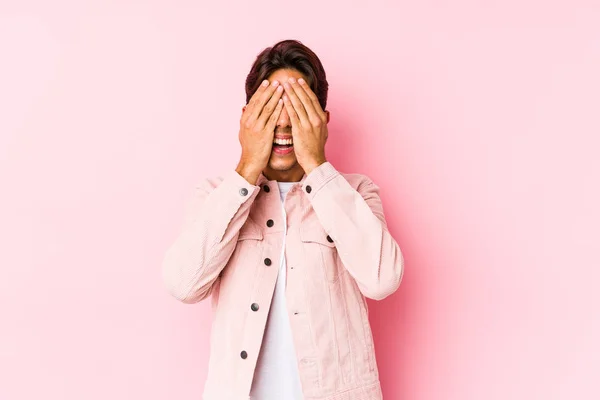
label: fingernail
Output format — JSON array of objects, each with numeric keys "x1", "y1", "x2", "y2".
[
  {"x1": 289, "y1": 77, "x2": 296, "y2": 83},
  {"x1": 298, "y1": 78, "x2": 305, "y2": 84},
  {"x1": 272, "y1": 80, "x2": 279, "y2": 86},
  {"x1": 262, "y1": 80, "x2": 269, "y2": 86}
]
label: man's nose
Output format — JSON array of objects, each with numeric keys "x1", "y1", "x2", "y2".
[{"x1": 277, "y1": 104, "x2": 291, "y2": 128}]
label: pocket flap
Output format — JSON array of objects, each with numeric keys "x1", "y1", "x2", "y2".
[
  {"x1": 300, "y1": 223, "x2": 335, "y2": 248},
  {"x1": 238, "y1": 218, "x2": 263, "y2": 241}
]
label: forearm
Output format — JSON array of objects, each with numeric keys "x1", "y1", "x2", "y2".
[
  {"x1": 304, "y1": 162, "x2": 404, "y2": 300},
  {"x1": 162, "y1": 169, "x2": 260, "y2": 303}
]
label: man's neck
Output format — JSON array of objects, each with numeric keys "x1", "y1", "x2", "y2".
[{"x1": 262, "y1": 165, "x2": 305, "y2": 182}]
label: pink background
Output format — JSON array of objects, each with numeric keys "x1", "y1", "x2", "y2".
[{"x1": 1, "y1": 1, "x2": 599, "y2": 399}]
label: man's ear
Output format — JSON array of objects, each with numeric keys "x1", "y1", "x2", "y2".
[
  {"x1": 325, "y1": 110, "x2": 330, "y2": 123},
  {"x1": 242, "y1": 105, "x2": 246, "y2": 116}
]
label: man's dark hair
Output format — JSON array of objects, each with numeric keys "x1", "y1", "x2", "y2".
[{"x1": 245, "y1": 39, "x2": 329, "y2": 111}]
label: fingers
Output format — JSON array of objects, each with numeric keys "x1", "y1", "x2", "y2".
[
  {"x1": 296, "y1": 78, "x2": 327, "y2": 124},
  {"x1": 246, "y1": 80, "x2": 281, "y2": 125},
  {"x1": 264, "y1": 97, "x2": 284, "y2": 134},
  {"x1": 282, "y1": 93, "x2": 300, "y2": 128},
  {"x1": 283, "y1": 78, "x2": 309, "y2": 127},
  {"x1": 244, "y1": 79, "x2": 270, "y2": 117},
  {"x1": 257, "y1": 83, "x2": 284, "y2": 127}
]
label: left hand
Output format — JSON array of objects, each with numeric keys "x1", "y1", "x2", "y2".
[{"x1": 282, "y1": 77, "x2": 328, "y2": 174}]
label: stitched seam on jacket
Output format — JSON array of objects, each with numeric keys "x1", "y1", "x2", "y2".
[
  {"x1": 300, "y1": 230, "x2": 321, "y2": 390},
  {"x1": 360, "y1": 294, "x2": 375, "y2": 373},
  {"x1": 325, "y1": 264, "x2": 340, "y2": 391},
  {"x1": 339, "y1": 270, "x2": 356, "y2": 386}
]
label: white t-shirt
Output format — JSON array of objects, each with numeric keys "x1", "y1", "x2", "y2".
[{"x1": 249, "y1": 181, "x2": 303, "y2": 400}]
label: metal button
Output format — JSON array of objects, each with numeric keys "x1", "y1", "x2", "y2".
[
  {"x1": 305, "y1": 185, "x2": 312, "y2": 193},
  {"x1": 266, "y1": 219, "x2": 274, "y2": 227},
  {"x1": 251, "y1": 303, "x2": 259, "y2": 312},
  {"x1": 240, "y1": 350, "x2": 248, "y2": 359},
  {"x1": 263, "y1": 184, "x2": 270, "y2": 192},
  {"x1": 239, "y1": 188, "x2": 248, "y2": 196},
  {"x1": 327, "y1": 235, "x2": 333, "y2": 243},
  {"x1": 264, "y1": 258, "x2": 272, "y2": 266}
]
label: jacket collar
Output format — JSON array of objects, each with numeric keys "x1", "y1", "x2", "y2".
[{"x1": 256, "y1": 170, "x2": 308, "y2": 186}]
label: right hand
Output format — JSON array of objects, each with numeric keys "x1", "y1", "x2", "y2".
[{"x1": 236, "y1": 79, "x2": 285, "y2": 184}]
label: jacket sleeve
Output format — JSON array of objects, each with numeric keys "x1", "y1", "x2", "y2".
[
  {"x1": 161, "y1": 170, "x2": 260, "y2": 304},
  {"x1": 303, "y1": 161, "x2": 404, "y2": 300}
]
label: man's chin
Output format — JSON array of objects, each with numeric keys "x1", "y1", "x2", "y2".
[{"x1": 267, "y1": 157, "x2": 298, "y2": 171}]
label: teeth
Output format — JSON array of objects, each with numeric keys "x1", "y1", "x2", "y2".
[{"x1": 273, "y1": 138, "x2": 293, "y2": 145}]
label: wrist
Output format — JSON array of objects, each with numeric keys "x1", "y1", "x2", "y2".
[
  {"x1": 235, "y1": 160, "x2": 261, "y2": 185},
  {"x1": 303, "y1": 157, "x2": 327, "y2": 176}
]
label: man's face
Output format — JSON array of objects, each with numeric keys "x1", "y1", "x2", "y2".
[{"x1": 243, "y1": 68, "x2": 310, "y2": 181}]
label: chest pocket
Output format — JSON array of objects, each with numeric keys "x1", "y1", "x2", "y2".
[
  {"x1": 238, "y1": 217, "x2": 264, "y2": 241},
  {"x1": 300, "y1": 223, "x2": 340, "y2": 283},
  {"x1": 221, "y1": 218, "x2": 263, "y2": 282}
]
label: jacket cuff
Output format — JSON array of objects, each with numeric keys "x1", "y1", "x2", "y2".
[
  {"x1": 223, "y1": 169, "x2": 260, "y2": 203},
  {"x1": 302, "y1": 161, "x2": 340, "y2": 198}
]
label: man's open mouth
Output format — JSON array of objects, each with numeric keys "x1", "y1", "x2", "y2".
[
  {"x1": 273, "y1": 138, "x2": 293, "y2": 148},
  {"x1": 272, "y1": 137, "x2": 294, "y2": 155}
]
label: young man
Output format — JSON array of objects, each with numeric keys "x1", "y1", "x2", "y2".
[{"x1": 162, "y1": 39, "x2": 404, "y2": 400}]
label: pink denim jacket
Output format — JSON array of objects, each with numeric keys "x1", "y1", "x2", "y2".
[{"x1": 162, "y1": 161, "x2": 404, "y2": 399}]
